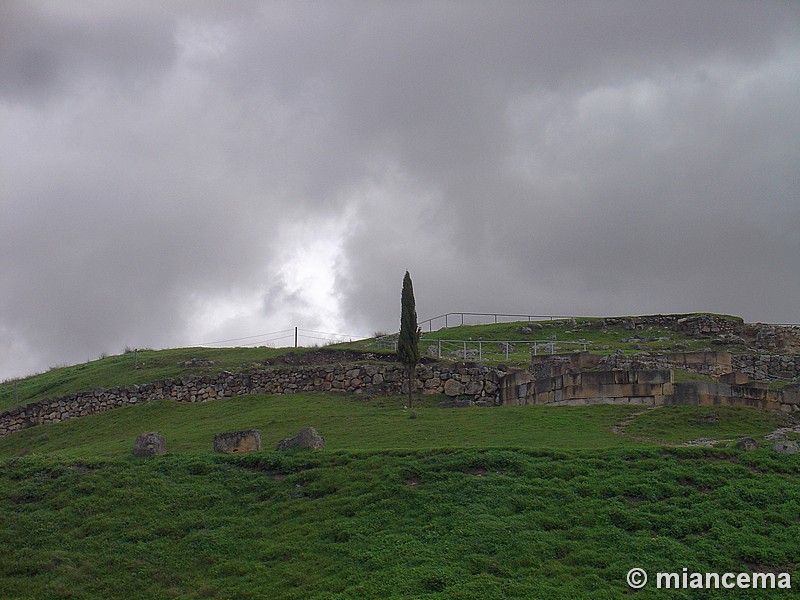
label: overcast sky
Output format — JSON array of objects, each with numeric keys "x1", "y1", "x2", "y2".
[{"x1": 2, "y1": 1, "x2": 799, "y2": 379}]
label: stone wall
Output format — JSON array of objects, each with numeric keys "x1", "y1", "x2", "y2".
[
  {"x1": 502, "y1": 368, "x2": 675, "y2": 407},
  {"x1": 589, "y1": 314, "x2": 800, "y2": 353},
  {"x1": 732, "y1": 354, "x2": 800, "y2": 382},
  {"x1": 530, "y1": 350, "x2": 800, "y2": 382},
  {"x1": 529, "y1": 351, "x2": 733, "y2": 378},
  {"x1": 0, "y1": 362, "x2": 504, "y2": 437},
  {"x1": 501, "y1": 367, "x2": 800, "y2": 413}
]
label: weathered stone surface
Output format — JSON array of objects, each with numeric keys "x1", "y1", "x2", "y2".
[
  {"x1": 443, "y1": 379, "x2": 466, "y2": 396},
  {"x1": 213, "y1": 430, "x2": 261, "y2": 454},
  {"x1": 276, "y1": 427, "x2": 325, "y2": 451},
  {"x1": 734, "y1": 438, "x2": 758, "y2": 451},
  {"x1": 133, "y1": 432, "x2": 166, "y2": 456},
  {"x1": 772, "y1": 440, "x2": 799, "y2": 455}
]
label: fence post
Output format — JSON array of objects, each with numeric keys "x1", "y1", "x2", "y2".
[
  {"x1": 478, "y1": 340, "x2": 482, "y2": 362},
  {"x1": 14, "y1": 380, "x2": 18, "y2": 406},
  {"x1": 461, "y1": 313, "x2": 464, "y2": 326},
  {"x1": 505, "y1": 342, "x2": 509, "y2": 360},
  {"x1": 463, "y1": 340, "x2": 467, "y2": 359},
  {"x1": 438, "y1": 339, "x2": 441, "y2": 359},
  {"x1": 533, "y1": 342, "x2": 537, "y2": 356}
]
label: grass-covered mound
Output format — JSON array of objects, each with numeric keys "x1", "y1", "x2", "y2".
[
  {"x1": 2, "y1": 447, "x2": 798, "y2": 599},
  {"x1": 0, "y1": 393, "x2": 784, "y2": 460},
  {"x1": 0, "y1": 313, "x2": 752, "y2": 412}
]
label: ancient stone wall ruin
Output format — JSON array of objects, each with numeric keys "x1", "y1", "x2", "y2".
[
  {"x1": 0, "y1": 362, "x2": 504, "y2": 436},
  {"x1": 501, "y1": 366, "x2": 800, "y2": 412},
  {"x1": 505, "y1": 350, "x2": 800, "y2": 413},
  {"x1": 731, "y1": 354, "x2": 800, "y2": 381}
]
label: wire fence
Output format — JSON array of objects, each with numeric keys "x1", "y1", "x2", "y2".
[
  {"x1": 189, "y1": 327, "x2": 362, "y2": 348},
  {"x1": 418, "y1": 312, "x2": 578, "y2": 332},
  {"x1": 374, "y1": 337, "x2": 591, "y2": 361}
]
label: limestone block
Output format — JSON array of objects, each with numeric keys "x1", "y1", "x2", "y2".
[
  {"x1": 133, "y1": 432, "x2": 166, "y2": 456},
  {"x1": 213, "y1": 430, "x2": 262, "y2": 454}
]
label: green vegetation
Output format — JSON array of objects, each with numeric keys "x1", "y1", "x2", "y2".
[
  {"x1": 623, "y1": 406, "x2": 782, "y2": 445},
  {"x1": 1, "y1": 312, "x2": 796, "y2": 597},
  {"x1": 2, "y1": 447, "x2": 798, "y2": 599},
  {"x1": 0, "y1": 312, "x2": 780, "y2": 412},
  {"x1": 0, "y1": 346, "x2": 315, "y2": 412},
  {"x1": 398, "y1": 271, "x2": 421, "y2": 408},
  {"x1": 411, "y1": 316, "x2": 727, "y2": 365},
  {"x1": 0, "y1": 393, "x2": 651, "y2": 459},
  {"x1": 671, "y1": 369, "x2": 716, "y2": 384}
]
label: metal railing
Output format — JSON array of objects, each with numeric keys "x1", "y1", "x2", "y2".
[
  {"x1": 373, "y1": 337, "x2": 590, "y2": 361},
  {"x1": 373, "y1": 311, "x2": 580, "y2": 352},
  {"x1": 418, "y1": 312, "x2": 577, "y2": 332}
]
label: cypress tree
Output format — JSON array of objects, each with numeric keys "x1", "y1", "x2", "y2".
[{"x1": 398, "y1": 271, "x2": 420, "y2": 408}]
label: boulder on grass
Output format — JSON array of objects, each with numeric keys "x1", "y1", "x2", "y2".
[
  {"x1": 772, "y1": 440, "x2": 799, "y2": 455},
  {"x1": 213, "y1": 430, "x2": 261, "y2": 454},
  {"x1": 133, "y1": 432, "x2": 166, "y2": 456},
  {"x1": 276, "y1": 427, "x2": 325, "y2": 451},
  {"x1": 734, "y1": 438, "x2": 758, "y2": 451}
]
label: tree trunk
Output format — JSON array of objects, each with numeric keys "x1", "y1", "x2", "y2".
[{"x1": 407, "y1": 364, "x2": 414, "y2": 409}]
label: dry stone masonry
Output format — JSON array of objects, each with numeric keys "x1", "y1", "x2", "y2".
[
  {"x1": 2, "y1": 314, "x2": 797, "y2": 437},
  {"x1": 0, "y1": 362, "x2": 503, "y2": 436}
]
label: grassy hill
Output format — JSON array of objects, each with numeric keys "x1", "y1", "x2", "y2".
[
  {"x1": 0, "y1": 313, "x2": 751, "y2": 411},
  {"x1": 1, "y1": 314, "x2": 798, "y2": 598},
  {"x1": 3, "y1": 445, "x2": 799, "y2": 598}
]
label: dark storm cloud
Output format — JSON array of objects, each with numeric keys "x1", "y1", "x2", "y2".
[{"x1": 1, "y1": 1, "x2": 799, "y2": 379}]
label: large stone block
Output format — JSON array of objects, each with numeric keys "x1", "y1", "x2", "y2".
[
  {"x1": 213, "y1": 430, "x2": 262, "y2": 454},
  {"x1": 276, "y1": 427, "x2": 325, "y2": 451},
  {"x1": 133, "y1": 432, "x2": 166, "y2": 456},
  {"x1": 443, "y1": 378, "x2": 466, "y2": 396},
  {"x1": 720, "y1": 372, "x2": 750, "y2": 385}
]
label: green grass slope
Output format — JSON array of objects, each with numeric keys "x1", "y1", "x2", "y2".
[
  {"x1": 0, "y1": 393, "x2": 783, "y2": 460},
  {"x1": 2, "y1": 447, "x2": 799, "y2": 599},
  {"x1": 0, "y1": 388, "x2": 792, "y2": 598},
  {"x1": 1, "y1": 313, "x2": 795, "y2": 598},
  {"x1": 0, "y1": 346, "x2": 316, "y2": 412},
  {"x1": 0, "y1": 393, "x2": 648, "y2": 459}
]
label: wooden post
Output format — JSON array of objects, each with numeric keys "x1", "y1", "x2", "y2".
[{"x1": 295, "y1": 327, "x2": 298, "y2": 348}]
